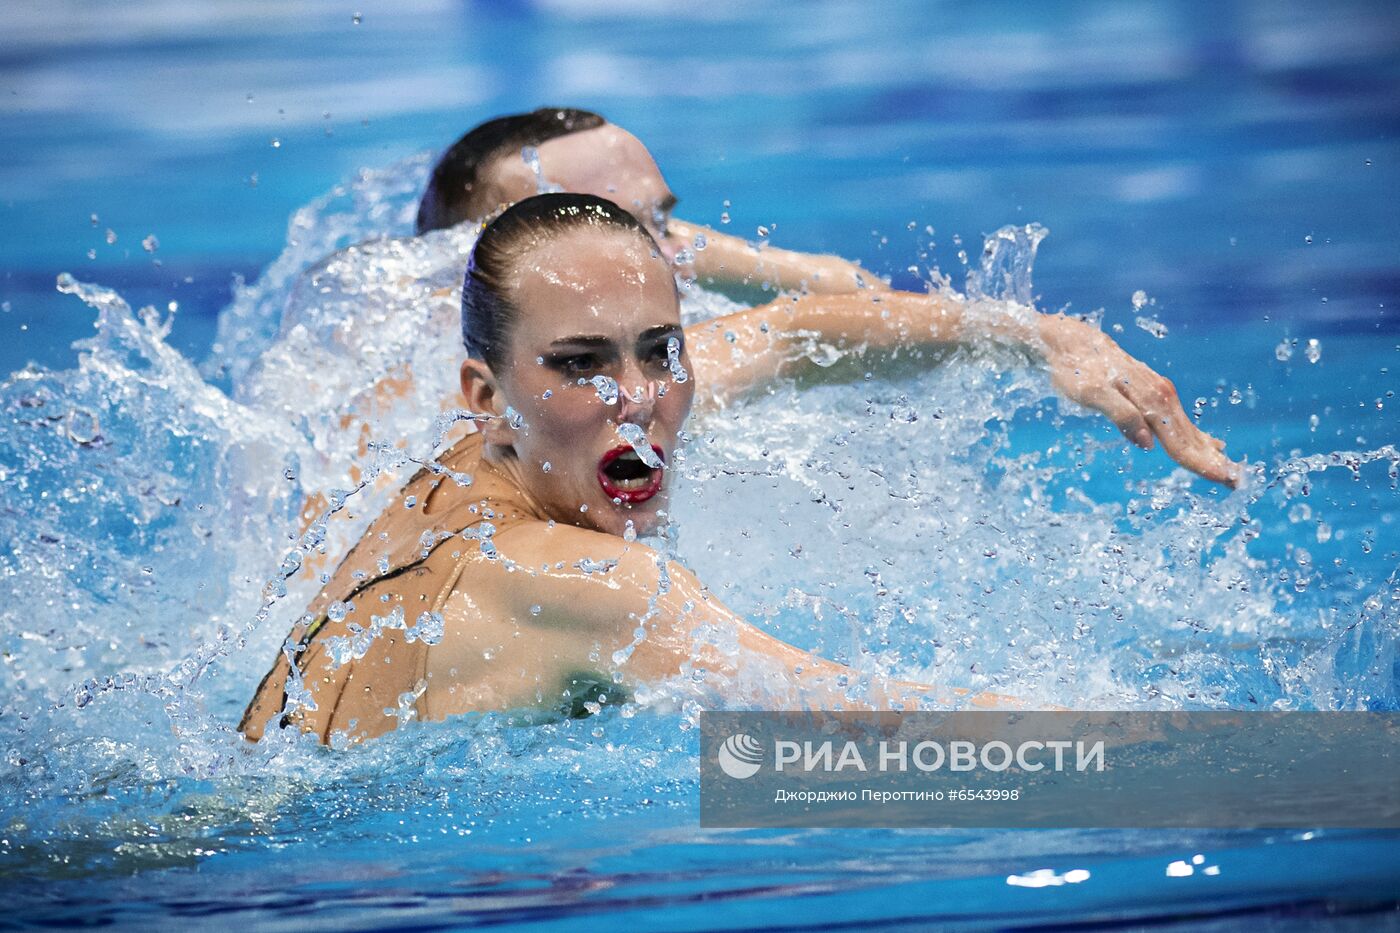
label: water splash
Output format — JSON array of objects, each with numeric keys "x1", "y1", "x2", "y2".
[
  {"x1": 521, "y1": 146, "x2": 562, "y2": 195},
  {"x1": 590, "y1": 374, "x2": 619, "y2": 405},
  {"x1": 616, "y1": 422, "x2": 664, "y2": 468},
  {"x1": 2, "y1": 159, "x2": 1395, "y2": 888},
  {"x1": 966, "y1": 223, "x2": 1048, "y2": 304}
]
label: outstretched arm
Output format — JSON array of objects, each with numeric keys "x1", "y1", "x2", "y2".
[
  {"x1": 684, "y1": 289, "x2": 1239, "y2": 487},
  {"x1": 494, "y1": 523, "x2": 1020, "y2": 711},
  {"x1": 670, "y1": 219, "x2": 888, "y2": 296}
]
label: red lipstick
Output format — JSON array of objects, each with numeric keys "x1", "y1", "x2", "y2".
[{"x1": 597, "y1": 445, "x2": 666, "y2": 504}]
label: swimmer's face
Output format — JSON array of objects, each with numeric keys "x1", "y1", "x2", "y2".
[
  {"x1": 484, "y1": 125, "x2": 681, "y2": 264},
  {"x1": 466, "y1": 225, "x2": 694, "y2": 537}
]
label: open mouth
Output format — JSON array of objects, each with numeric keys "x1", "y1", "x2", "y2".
[{"x1": 597, "y1": 445, "x2": 665, "y2": 504}]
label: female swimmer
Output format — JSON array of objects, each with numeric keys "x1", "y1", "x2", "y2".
[{"x1": 242, "y1": 193, "x2": 1235, "y2": 743}]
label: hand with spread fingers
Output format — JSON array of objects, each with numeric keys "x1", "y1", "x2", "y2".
[{"x1": 1035, "y1": 313, "x2": 1241, "y2": 487}]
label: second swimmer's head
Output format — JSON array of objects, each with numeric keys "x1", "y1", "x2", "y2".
[{"x1": 417, "y1": 107, "x2": 679, "y2": 262}]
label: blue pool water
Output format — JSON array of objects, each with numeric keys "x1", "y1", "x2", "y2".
[{"x1": 3, "y1": 0, "x2": 1399, "y2": 928}]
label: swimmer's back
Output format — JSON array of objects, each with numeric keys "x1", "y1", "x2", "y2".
[
  {"x1": 240, "y1": 435, "x2": 660, "y2": 743},
  {"x1": 241, "y1": 433, "x2": 531, "y2": 742}
]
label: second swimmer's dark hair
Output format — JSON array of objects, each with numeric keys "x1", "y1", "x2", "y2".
[
  {"x1": 462, "y1": 193, "x2": 661, "y2": 371},
  {"x1": 417, "y1": 107, "x2": 605, "y2": 234}
]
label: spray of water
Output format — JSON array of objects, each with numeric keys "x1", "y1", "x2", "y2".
[{"x1": 0, "y1": 162, "x2": 1394, "y2": 880}]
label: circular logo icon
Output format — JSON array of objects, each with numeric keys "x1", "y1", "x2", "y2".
[{"x1": 717, "y1": 733, "x2": 764, "y2": 779}]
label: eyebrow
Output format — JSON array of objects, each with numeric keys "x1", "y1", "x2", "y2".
[
  {"x1": 548, "y1": 335, "x2": 613, "y2": 349},
  {"x1": 639, "y1": 324, "x2": 682, "y2": 344},
  {"x1": 548, "y1": 326, "x2": 680, "y2": 351}
]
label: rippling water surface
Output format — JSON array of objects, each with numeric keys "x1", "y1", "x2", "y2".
[{"x1": 2, "y1": 0, "x2": 1398, "y2": 928}]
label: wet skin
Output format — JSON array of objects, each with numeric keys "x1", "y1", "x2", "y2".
[
  {"x1": 461, "y1": 226, "x2": 695, "y2": 538},
  {"x1": 481, "y1": 125, "x2": 683, "y2": 263},
  {"x1": 247, "y1": 223, "x2": 1043, "y2": 743},
  {"x1": 471, "y1": 125, "x2": 1238, "y2": 486}
]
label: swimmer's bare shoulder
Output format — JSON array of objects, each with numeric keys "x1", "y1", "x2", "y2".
[
  {"x1": 250, "y1": 518, "x2": 1033, "y2": 744},
  {"x1": 441, "y1": 521, "x2": 1046, "y2": 714},
  {"x1": 420, "y1": 519, "x2": 698, "y2": 721}
]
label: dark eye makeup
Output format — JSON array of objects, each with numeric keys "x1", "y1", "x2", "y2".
[
  {"x1": 543, "y1": 351, "x2": 608, "y2": 376},
  {"x1": 539, "y1": 325, "x2": 684, "y2": 380}
]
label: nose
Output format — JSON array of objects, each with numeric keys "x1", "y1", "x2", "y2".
[
  {"x1": 615, "y1": 364, "x2": 658, "y2": 427},
  {"x1": 655, "y1": 235, "x2": 680, "y2": 266}
]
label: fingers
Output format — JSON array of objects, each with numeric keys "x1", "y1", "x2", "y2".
[
  {"x1": 1089, "y1": 382, "x2": 1155, "y2": 450},
  {"x1": 1041, "y1": 324, "x2": 1241, "y2": 487},
  {"x1": 1115, "y1": 369, "x2": 1240, "y2": 487}
]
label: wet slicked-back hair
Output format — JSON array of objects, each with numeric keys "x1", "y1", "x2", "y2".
[
  {"x1": 416, "y1": 107, "x2": 606, "y2": 234},
  {"x1": 462, "y1": 193, "x2": 660, "y2": 371}
]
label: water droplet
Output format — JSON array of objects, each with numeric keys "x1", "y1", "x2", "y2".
[
  {"x1": 541, "y1": 461, "x2": 551, "y2": 473},
  {"x1": 693, "y1": 233, "x2": 707, "y2": 251},
  {"x1": 666, "y1": 336, "x2": 689, "y2": 383},
  {"x1": 623, "y1": 520, "x2": 637, "y2": 542},
  {"x1": 756, "y1": 225, "x2": 769, "y2": 238},
  {"x1": 65, "y1": 408, "x2": 100, "y2": 445},
  {"x1": 1274, "y1": 338, "x2": 1294, "y2": 362},
  {"x1": 1135, "y1": 316, "x2": 1168, "y2": 339},
  {"x1": 104, "y1": 229, "x2": 117, "y2": 245},
  {"x1": 1304, "y1": 234, "x2": 1313, "y2": 244},
  {"x1": 1305, "y1": 339, "x2": 1321, "y2": 364},
  {"x1": 530, "y1": 604, "x2": 542, "y2": 616},
  {"x1": 589, "y1": 375, "x2": 619, "y2": 405},
  {"x1": 327, "y1": 601, "x2": 350, "y2": 622},
  {"x1": 352, "y1": 11, "x2": 363, "y2": 24},
  {"x1": 141, "y1": 234, "x2": 159, "y2": 253},
  {"x1": 270, "y1": 138, "x2": 281, "y2": 149},
  {"x1": 720, "y1": 212, "x2": 730, "y2": 225},
  {"x1": 409, "y1": 611, "x2": 443, "y2": 645},
  {"x1": 616, "y1": 423, "x2": 663, "y2": 467},
  {"x1": 1229, "y1": 389, "x2": 1243, "y2": 405},
  {"x1": 1131, "y1": 289, "x2": 1149, "y2": 310}
]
